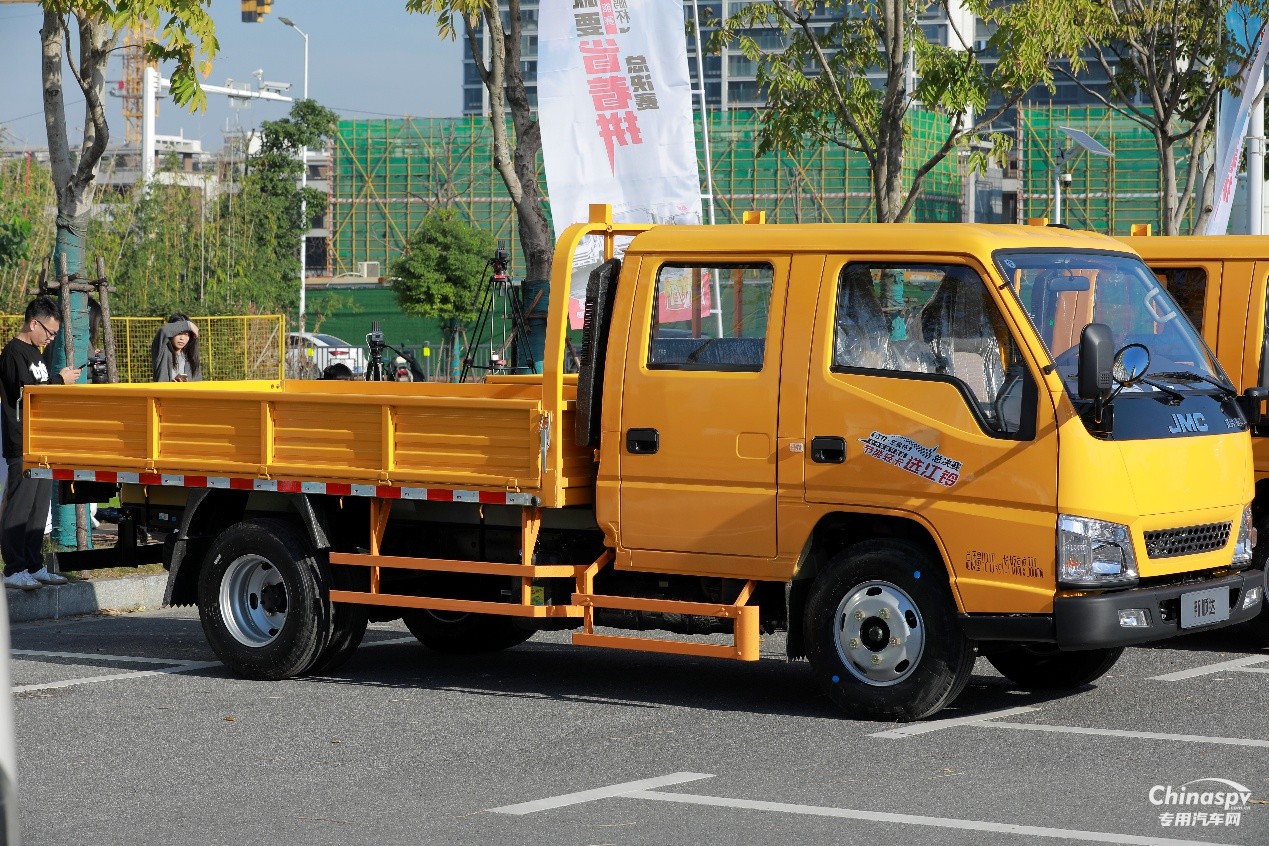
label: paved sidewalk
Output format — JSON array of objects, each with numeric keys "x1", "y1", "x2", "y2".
[{"x1": 4, "y1": 574, "x2": 167, "y2": 623}]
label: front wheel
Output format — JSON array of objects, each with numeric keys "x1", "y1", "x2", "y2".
[
  {"x1": 197, "y1": 518, "x2": 330, "y2": 680},
  {"x1": 803, "y1": 539, "x2": 974, "y2": 721},
  {"x1": 981, "y1": 643, "x2": 1123, "y2": 690}
]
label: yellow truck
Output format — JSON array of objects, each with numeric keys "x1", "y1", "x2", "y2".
[
  {"x1": 26, "y1": 207, "x2": 1264, "y2": 721},
  {"x1": 1118, "y1": 232, "x2": 1269, "y2": 642}
]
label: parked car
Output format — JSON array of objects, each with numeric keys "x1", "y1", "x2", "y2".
[{"x1": 286, "y1": 332, "x2": 367, "y2": 378}]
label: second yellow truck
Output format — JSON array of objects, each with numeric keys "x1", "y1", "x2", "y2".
[{"x1": 26, "y1": 209, "x2": 1264, "y2": 720}]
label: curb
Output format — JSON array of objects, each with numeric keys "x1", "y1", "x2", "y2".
[{"x1": 3, "y1": 574, "x2": 167, "y2": 623}]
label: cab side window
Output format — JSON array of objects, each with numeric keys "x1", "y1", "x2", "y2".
[
  {"x1": 832, "y1": 262, "x2": 1030, "y2": 437},
  {"x1": 647, "y1": 263, "x2": 773, "y2": 371},
  {"x1": 1153, "y1": 267, "x2": 1207, "y2": 332}
]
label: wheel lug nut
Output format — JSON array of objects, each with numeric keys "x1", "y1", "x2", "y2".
[
  {"x1": 854, "y1": 611, "x2": 865, "y2": 620},
  {"x1": 889, "y1": 637, "x2": 900, "y2": 647},
  {"x1": 871, "y1": 655, "x2": 882, "y2": 665},
  {"x1": 848, "y1": 638, "x2": 860, "y2": 649},
  {"x1": 878, "y1": 608, "x2": 889, "y2": 619}
]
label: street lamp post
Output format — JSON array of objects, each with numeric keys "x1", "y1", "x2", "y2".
[{"x1": 280, "y1": 16, "x2": 310, "y2": 334}]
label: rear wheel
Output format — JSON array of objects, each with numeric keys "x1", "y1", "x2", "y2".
[
  {"x1": 803, "y1": 539, "x2": 973, "y2": 721},
  {"x1": 306, "y1": 564, "x2": 368, "y2": 675},
  {"x1": 197, "y1": 518, "x2": 330, "y2": 680},
  {"x1": 402, "y1": 609, "x2": 533, "y2": 654},
  {"x1": 981, "y1": 643, "x2": 1123, "y2": 690}
]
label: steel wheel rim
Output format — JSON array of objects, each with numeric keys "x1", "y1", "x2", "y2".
[
  {"x1": 833, "y1": 580, "x2": 925, "y2": 687},
  {"x1": 220, "y1": 554, "x2": 287, "y2": 647}
]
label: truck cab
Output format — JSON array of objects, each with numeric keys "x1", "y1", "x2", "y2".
[
  {"x1": 1117, "y1": 233, "x2": 1269, "y2": 641},
  {"x1": 582, "y1": 218, "x2": 1261, "y2": 717}
]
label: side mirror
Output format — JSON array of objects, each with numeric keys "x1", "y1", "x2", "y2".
[
  {"x1": 1242, "y1": 387, "x2": 1269, "y2": 428},
  {"x1": 1111, "y1": 344, "x2": 1151, "y2": 387},
  {"x1": 1078, "y1": 323, "x2": 1114, "y2": 400}
]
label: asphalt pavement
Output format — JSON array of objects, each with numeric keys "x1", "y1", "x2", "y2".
[{"x1": 7, "y1": 607, "x2": 1268, "y2": 846}]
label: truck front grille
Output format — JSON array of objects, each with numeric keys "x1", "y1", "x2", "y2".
[{"x1": 1143, "y1": 522, "x2": 1231, "y2": 559}]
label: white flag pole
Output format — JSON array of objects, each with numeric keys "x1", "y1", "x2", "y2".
[{"x1": 689, "y1": 0, "x2": 723, "y2": 335}]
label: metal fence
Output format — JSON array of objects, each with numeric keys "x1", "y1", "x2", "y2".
[{"x1": 0, "y1": 314, "x2": 285, "y2": 382}]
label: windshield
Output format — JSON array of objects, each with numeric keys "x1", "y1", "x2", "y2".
[{"x1": 995, "y1": 250, "x2": 1227, "y2": 389}]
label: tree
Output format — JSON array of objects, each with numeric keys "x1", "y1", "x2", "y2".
[
  {"x1": 406, "y1": 0, "x2": 553, "y2": 285},
  {"x1": 390, "y1": 208, "x2": 496, "y2": 381},
  {"x1": 712, "y1": 0, "x2": 1065, "y2": 222},
  {"x1": 80, "y1": 101, "x2": 337, "y2": 319},
  {"x1": 1046, "y1": 1, "x2": 1268, "y2": 235},
  {"x1": 238, "y1": 98, "x2": 341, "y2": 321},
  {"x1": 0, "y1": 156, "x2": 57, "y2": 311},
  {"x1": 38, "y1": 3, "x2": 216, "y2": 277},
  {"x1": 0, "y1": 217, "x2": 32, "y2": 271}
]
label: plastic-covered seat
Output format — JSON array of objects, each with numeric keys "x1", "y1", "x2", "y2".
[
  {"x1": 834, "y1": 269, "x2": 893, "y2": 369},
  {"x1": 920, "y1": 270, "x2": 1007, "y2": 410}
]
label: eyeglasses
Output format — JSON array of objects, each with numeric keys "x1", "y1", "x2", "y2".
[{"x1": 33, "y1": 318, "x2": 58, "y2": 340}]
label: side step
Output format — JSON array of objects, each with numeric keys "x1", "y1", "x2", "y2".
[{"x1": 571, "y1": 583, "x2": 761, "y2": 661}]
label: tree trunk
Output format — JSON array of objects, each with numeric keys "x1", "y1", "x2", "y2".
[
  {"x1": 1159, "y1": 141, "x2": 1182, "y2": 236},
  {"x1": 41, "y1": 12, "x2": 113, "y2": 549},
  {"x1": 502, "y1": 3, "x2": 551, "y2": 282}
]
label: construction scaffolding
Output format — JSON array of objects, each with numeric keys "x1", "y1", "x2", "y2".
[
  {"x1": 1017, "y1": 105, "x2": 1195, "y2": 235},
  {"x1": 328, "y1": 109, "x2": 963, "y2": 277}
]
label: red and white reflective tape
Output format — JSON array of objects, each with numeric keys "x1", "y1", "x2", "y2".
[{"x1": 28, "y1": 467, "x2": 538, "y2": 506}]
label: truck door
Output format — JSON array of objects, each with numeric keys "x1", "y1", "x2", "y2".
[
  {"x1": 618, "y1": 256, "x2": 788, "y2": 557},
  {"x1": 804, "y1": 258, "x2": 1059, "y2": 613}
]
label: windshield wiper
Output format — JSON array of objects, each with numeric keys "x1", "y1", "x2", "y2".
[
  {"x1": 1136, "y1": 378, "x2": 1185, "y2": 404},
  {"x1": 1150, "y1": 370, "x2": 1236, "y2": 399}
]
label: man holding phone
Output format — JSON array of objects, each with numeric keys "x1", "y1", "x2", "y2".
[{"x1": 1, "y1": 297, "x2": 81, "y2": 591}]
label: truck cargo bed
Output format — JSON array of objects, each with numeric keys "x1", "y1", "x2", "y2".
[{"x1": 24, "y1": 376, "x2": 595, "y2": 506}]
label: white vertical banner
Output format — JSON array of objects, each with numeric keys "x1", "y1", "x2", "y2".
[
  {"x1": 538, "y1": 0, "x2": 704, "y2": 327},
  {"x1": 1205, "y1": 30, "x2": 1269, "y2": 235}
]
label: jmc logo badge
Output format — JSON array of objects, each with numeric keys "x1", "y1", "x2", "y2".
[{"x1": 1169, "y1": 412, "x2": 1208, "y2": 434}]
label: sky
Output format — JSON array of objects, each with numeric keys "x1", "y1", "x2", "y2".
[{"x1": 0, "y1": 1, "x2": 464, "y2": 151}]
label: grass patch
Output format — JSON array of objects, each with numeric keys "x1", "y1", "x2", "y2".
[{"x1": 63, "y1": 563, "x2": 167, "y2": 582}]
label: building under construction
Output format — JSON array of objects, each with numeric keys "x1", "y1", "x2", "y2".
[
  {"x1": 325, "y1": 105, "x2": 1192, "y2": 280},
  {"x1": 325, "y1": 109, "x2": 964, "y2": 279}
]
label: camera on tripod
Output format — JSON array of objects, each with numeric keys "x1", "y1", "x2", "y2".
[
  {"x1": 86, "y1": 351, "x2": 108, "y2": 384},
  {"x1": 366, "y1": 320, "x2": 386, "y2": 354}
]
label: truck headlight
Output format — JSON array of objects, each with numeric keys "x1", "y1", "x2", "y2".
[
  {"x1": 1232, "y1": 505, "x2": 1255, "y2": 570},
  {"x1": 1058, "y1": 514, "x2": 1139, "y2": 588}
]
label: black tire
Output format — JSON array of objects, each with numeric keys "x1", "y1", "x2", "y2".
[
  {"x1": 305, "y1": 564, "x2": 369, "y2": 676},
  {"x1": 197, "y1": 518, "x2": 331, "y2": 680},
  {"x1": 401, "y1": 609, "x2": 533, "y2": 654},
  {"x1": 1246, "y1": 609, "x2": 1269, "y2": 648},
  {"x1": 803, "y1": 539, "x2": 974, "y2": 721},
  {"x1": 981, "y1": 643, "x2": 1123, "y2": 690}
]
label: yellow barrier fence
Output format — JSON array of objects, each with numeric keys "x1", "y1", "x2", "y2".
[{"x1": 0, "y1": 314, "x2": 285, "y2": 382}]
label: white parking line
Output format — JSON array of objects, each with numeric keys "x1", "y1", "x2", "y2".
[
  {"x1": 488, "y1": 772, "x2": 713, "y2": 814},
  {"x1": 12, "y1": 660, "x2": 221, "y2": 694},
  {"x1": 985, "y1": 721, "x2": 1269, "y2": 749},
  {"x1": 489, "y1": 773, "x2": 1233, "y2": 845},
  {"x1": 1149, "y1": 656, "x2": 1269, "y2": 681},
  {"x1": 630, "y1": 789, "x2": 1235, "y2": 846},
  {"x1": 12, "y1": 649, "x2": 202, "y2": 665},
  {"x1": 11, "y1": 637, "x2": 417, "y2": 695},
  {"x1": 869, "y1": 705, "x2": 1042, "y2": 738}
]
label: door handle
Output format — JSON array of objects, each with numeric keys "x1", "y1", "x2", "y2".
[
  {"x1": 626, "y1": 428, "x2": 660, "y2": 454},
  {"x1": 810, "y1": 436, "x2": 846, "y2": 464}
]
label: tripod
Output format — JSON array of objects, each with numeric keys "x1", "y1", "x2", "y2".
[{"x1": 461, "y1": 248, "x2": 537, "y2": 382}]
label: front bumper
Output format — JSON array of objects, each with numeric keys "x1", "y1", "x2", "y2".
[
  {"x1": 1054, "y1": 568, "x2": 1265, "y2": 649},
  {"x1": 960, "y1": 568, "x2": 1265, "y2": 649}
]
